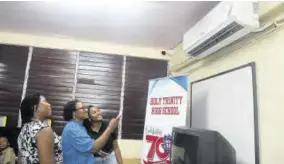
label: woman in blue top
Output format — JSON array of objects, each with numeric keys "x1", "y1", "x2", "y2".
[{"x1": 61, "y1": 100, "x2": 120, "y2": 164}]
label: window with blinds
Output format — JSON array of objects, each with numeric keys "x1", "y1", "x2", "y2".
[
  {"x1": 122, "y1": 56, "x2": 168, "y2": 139},
  {"x1": 25, "y1": 48, "x2": 77, "y2": 134},
  {"x1": 0, "y1": 45, "x2": 29, "y2": 127},
  {"x1": 75, "y1": 52, "x2": 123, "y2": 120},
  {"x1": 0, "y1": 44, "x2": 168, "y2": 138}
]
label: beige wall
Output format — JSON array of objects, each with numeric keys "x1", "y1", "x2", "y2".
[
  {"x1": 0, "y1": 32, "x2": 169, "y2": 60},
  {"x1": 119, "y1": 140, "x2": 143, "y2": 159},
  {"x1": 169, "y1": 3, "x2": 284, "y2": 164}
]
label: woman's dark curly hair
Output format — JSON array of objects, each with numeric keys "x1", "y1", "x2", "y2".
[
  {"x1": 63, "y1": 99, "x2": 80, "y2": 121},
  {"x1": 20, "y1": 93, "x2": 42, "y2": 125}
]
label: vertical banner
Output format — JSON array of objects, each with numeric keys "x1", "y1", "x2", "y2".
[{"x1": 142, "y1": 75, "x2": 188, "y2": 164}]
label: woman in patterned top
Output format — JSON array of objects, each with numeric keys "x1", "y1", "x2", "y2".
[{"x1": 17, "y1": 93, "x2": 62, "y2": 164}]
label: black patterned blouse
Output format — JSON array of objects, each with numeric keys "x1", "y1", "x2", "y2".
[{"x1": 17, "y1": 120, "x2": 62, "y2": 164}]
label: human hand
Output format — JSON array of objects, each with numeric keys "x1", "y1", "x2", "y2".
[
  {"x1": 98, "y1": 150, "x2": 109, "y2": 159},
  {"x1": 108, "y1": 115, "x2": 121, "y2": 130}
]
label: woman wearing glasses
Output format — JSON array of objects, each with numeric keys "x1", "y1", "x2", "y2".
[{"x1": 61, "y1": 100, "x2": 120, "y2": 164}]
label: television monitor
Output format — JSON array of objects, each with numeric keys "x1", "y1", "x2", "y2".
[{"x1": 171, "y1": 127, "x2": 236, "y2": 164}]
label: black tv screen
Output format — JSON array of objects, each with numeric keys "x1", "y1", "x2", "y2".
[{"x1": 171, "y1": 127, "x2": 236, "y2": 164}]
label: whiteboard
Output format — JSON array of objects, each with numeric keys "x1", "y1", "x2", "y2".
[{"x1": 190, "y1": 63, "x2": 259, "y2": 164}]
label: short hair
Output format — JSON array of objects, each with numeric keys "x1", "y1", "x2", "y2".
[
  {"x1": 63, "y1": 100, "x2": 79, "y2": 121},
  {"x1": 20, "y1": 93, "x2": 42, "y2": 125}
]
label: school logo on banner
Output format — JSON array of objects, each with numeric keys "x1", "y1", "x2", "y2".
[{"x1": 143, "y1": 132, "x2": 172, "y2": 164}]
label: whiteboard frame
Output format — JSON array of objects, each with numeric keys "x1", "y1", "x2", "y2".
[{"x1": 189, "y1": 62, "x2": 260, "y2": 164}]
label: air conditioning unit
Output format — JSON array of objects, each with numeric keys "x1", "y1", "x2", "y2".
[{"x1": 183, "y1": 2, "x2": 259, "y2": 58}]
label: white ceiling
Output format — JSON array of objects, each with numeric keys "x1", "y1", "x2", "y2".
[{"x1": 0, "y1": 1, "x2": 218, "y2": 49}]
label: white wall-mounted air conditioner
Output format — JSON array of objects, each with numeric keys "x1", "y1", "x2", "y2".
[{"x1": 183, "y1": 2, "x2": 259, "y2": 58}]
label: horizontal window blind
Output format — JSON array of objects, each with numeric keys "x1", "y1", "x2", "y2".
[
  {"x1": 75, "y1": 52, "x2": 123, "y2": 120},
  {"x1": 0, "y1": 45, "x2": 29, "y2": 127},
  {"x1": 0, "y1": 44, "x2": 168, "y2": 138},
  {"x1": 122, "y1": 57, "x2": 168, "y2": 139},
  {"x1": 26, "y1": 48, "x2": 77, "y2": 134}
]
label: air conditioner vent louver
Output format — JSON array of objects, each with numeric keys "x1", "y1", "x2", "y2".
[{"x1": 189, "y1": 22, "x2": 244, "y2": 57}]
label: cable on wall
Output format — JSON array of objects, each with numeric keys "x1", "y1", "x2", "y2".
[
  {"x1": 17, "y1": 46, "x2": 33, "y2": 127},
  {"x1": 72, "y1": 52, "x2": 80, "y2": 99},
  {"x1": 118, "y1": 56, "x2": 126, "y2": 139}
]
